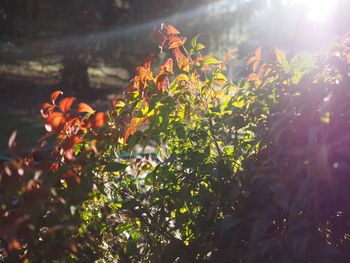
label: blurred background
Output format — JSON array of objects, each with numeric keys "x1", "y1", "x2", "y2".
[{"x1": 0, "y1": 0, "x2": 349, "y2": 155}]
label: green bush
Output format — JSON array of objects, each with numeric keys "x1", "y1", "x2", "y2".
[{"x1": 1, "y1": 25, "x2": 350, "y2": 263}]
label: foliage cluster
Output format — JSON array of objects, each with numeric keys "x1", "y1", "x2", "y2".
[{"x1": 1, "y1": 25, "x2": 350, "y2": 262}]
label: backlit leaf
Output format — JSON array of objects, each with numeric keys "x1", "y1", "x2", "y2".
[
  {"x1": 160, "y1": 58, "x2": 174, "y2": 74},
  {"x1": 143, "y1": 52, "x2": 156, "y2": 70},
  {"x1": 112, "y1": 97, "x2": 125, "y2": 108},
  {"x1": 77, "y1": 103, "x2": 95, "y2": 114},
  {"x1": 196, "y1": 43, "x2": 205, "y2": 51},
  {"x1": 45, "y1": 112, "x2": 65, "y2": 132},
  {"x1": 169, "y1": 36, "x2": 187, "y2": 49},
  {"x1": 40, "y1": 102, "x2": 55, "y2": 118},
  {"x1": 204, "y1": 56, "x2": 219, "y2": 64},
  {"x1": 163, "y1": 24, "x2": 180, "y2": 35},
  {"x1": 136, "y1": 66, "x2": 153, "y2": 81},
  {"x1": 59, "y1": 97, "x2": 76, "y2": 113},
  {"x1": 94, "y1": 112, "x2": 108, "y2": 127},
  {"x1": 50, "y1": 90, "x2": 63, "y2": 104},
  {"x1": 156, "y1": 73, "x2": 168, "y2": 91}
]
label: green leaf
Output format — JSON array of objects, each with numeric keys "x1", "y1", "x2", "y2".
[
  {"x1": 104, "y1": 162, "x2": 128, "y2": 172},
  {"x1": 196, "y1": 43, "x2": 205, "y2": 51},
  {"x1": 191, "y1": 34, "x2": 201, "y2": 48},
  {"x1": 204, "y1": 56, "x2": 219, "y2": 64}
]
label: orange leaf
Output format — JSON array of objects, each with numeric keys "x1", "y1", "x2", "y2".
[
  {"x1": 153, "y1": 27, "x2": 167, "y2": 52},
  {"x1": 62, "y1": 117, "x2": 81, "y2": 135},
  {"x1": 123, "y1": 117, "x2": 142, "y2": 142},
  {"x1": 93, "y1": 112, "x2": 108, "y2": 128},
  {"x1": 195, "y1": 56, "x2": 204, "y2": 63},
  {"x1": 258, "y1": 63, "x2": 269, "y2": 78},
  {"x1": 247, "y1": 56, "x2": 257, "y2": 66},
  {"x1": 252, "y1": 60, "x2": 259, "y2": 72},
  {"x1": 9, "y1": 239, "x2": 21, "y2": 250},
  {"x1": 346, "y1": 53, "x2": 350, "y2": 64},
  {"x1": 255, "y1": 47, "x2": 261, "y2": 59},
  {"x1": 124, "y1": 126, "x2": 136, "y2": 142},
  {"x1": 45, "y1": 112, "x2": 65, "y2": 132},
  {"x1": 160, "y1": 58, "x2": 174, "y2": 74},
  {"x1": 172, "y1": 47, "x2": 185, "y2": 62},
  {"x1": 247, "y1": 73, "x2": 259, "y2": 81},
  {"x1": 156, "y1": 73, "x2": 168, "y2": 91},
  {"x1": 169, "y1": 36, "x2": 186, "y2": 49},
  {"x1": 163, "y1": 24, "x2": 180, "y2": 35},
  {"x1": 136, "y1": 66, "x2": 153, "y2": 82},
  {"x1": 77, "y1": 103, "x2": 95, "y2": 114},
  {"x1": 178, "y1": 56, "x2": 190, "y2": 70},
  {"x1": 143, "y1": 52, "x2": 156, "y2": 70},
  {"x1": 172, "y1": 48, "x2": 189, "y2": 70},
  {"x1": 50, "y1": 90, "x2": 63, "y2": 104},
  {"x1": 224, "y1": 49, "x2": 236, "y2": 61},
  {"x1": 40, "y1": 103, "x2": 55, "y2": 118},
  {"x1": 59, "y1": 97, "x2": 76, "y2": 113}
]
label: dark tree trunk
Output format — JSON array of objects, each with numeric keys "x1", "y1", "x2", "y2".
[{"x1": 61, "y1": 53, "x2": 89, "y2": 92}]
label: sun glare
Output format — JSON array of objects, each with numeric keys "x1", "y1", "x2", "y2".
[
  {"x1": 305, "y1": 0, "x2": 337, "y2": 23},
  {"x1": 285, "y1": 0, "x2": 338, "y2": 23}
]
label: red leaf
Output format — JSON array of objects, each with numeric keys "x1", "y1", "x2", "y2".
[
  {"x1": 62, "y1": 117, "x2": 81, "y2": 135},
  {"x1": 59, "y1": 97, "x2": 76, "y2": 113},
  {"x1": 77, "y1": 103, "x2": 95, "y2": 114},
  {"x1": 45, "y1": 112, "x2": 65, "y2": 132},
  {"x1": 64, "y1": 135, "x2": 84, "y2": 151},
  {"x1": 81, "y1": 119, "x2": 92, "y2": 129},
  {"x1": 50, "y1": 162, "x2": 60, "y2": 171},
  {"x1": 50, "y1": 90, "x2": 63, "y2": 104},
  {"x1": 93, "y1": 112, "x2": 107, "y2": 128}
]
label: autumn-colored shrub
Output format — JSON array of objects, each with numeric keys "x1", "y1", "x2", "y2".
[{"x1": 1, "y1": 25, "x2": 350, "y2": 263}]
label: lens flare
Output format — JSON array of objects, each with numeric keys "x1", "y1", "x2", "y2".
[{"x1": 284, "y1": 0, "x2": 338, "y2": 23}]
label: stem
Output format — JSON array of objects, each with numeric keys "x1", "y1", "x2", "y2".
[{"x1": 207, "y1": 115, "x2": 224, "y2": 160}]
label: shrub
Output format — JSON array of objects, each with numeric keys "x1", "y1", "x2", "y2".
[{"x1": 1, "y1": 25, "x2": 350, "y2": 262}]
